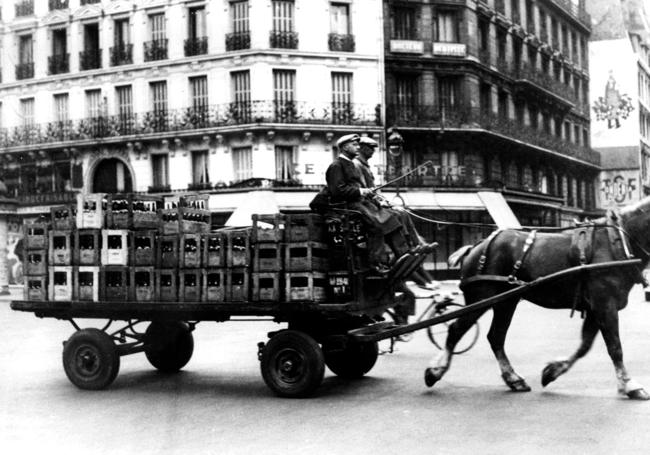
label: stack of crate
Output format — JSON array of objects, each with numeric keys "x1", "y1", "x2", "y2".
[
  {"x1": 219, "y1": 226, "x2": 253, "y2": 302},
  {"x1": 251, "y1": 214, "x2": 285, "y2": 302},
  {"x1": 23, "y1": 221, "x2": 49, "y2": 301},
  {"x1": 283, "y1": 214, "x2": 328, "y2": 302}
]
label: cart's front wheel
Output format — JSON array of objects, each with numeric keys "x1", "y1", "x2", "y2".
[
  {"x1": 62, "y1": 328, "x2": 120, "y2": 390},
  {"x1": 144, "y1": 321, "x2": 194, "y2": 373},
  {"x1": 325, "y1": 340, "x2": 379, "y2": 379},
  {"x1": 261, "y1": 330, "x2": 324, "y2": 398}
]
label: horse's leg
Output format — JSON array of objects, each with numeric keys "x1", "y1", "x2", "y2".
[
  {"x1": 424, "y1": 302, "x2": 490, "y2": 388},
  {"x1": 541, "y1": 311, "x2": 599, "y2": 387},
  {"x1": 487, "y1": 299, "x2": 531, "y2": 392}
]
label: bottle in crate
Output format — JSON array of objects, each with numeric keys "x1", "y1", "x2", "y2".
[
  {"x1": 132, "y1": 194, "x2": 163, "y2": 230},
  {"x1": 24, "y1": 275, "x2": 47, "y2": 301},
  {"x1": 227, "y1": 268, "x2": 249, "y2": 302},
  {"x1": 101, "y1": 229, "x2": 130, "y2": 265},
  {"x1": 101, "y1": 266, "x2": 130, "y2": 301},
  {"x1": 106, "y1": 194, "x2": 133, "y2": 229},
  {"x1": 160, "y1": 196, "x2": 180, "y2": 234},
  {"x1": 49, "y1": 230, "x2": 73, "y2": 266},
  {"x1": 179, "y1": 269, "x2": 202, "y2": 302},
  {"x1": 251, "y1": 272, "x2": 281, "y2": 302},
  {"x1": 74, "y1": 229, "x2": 101, "y2": 265},
  {"x1": 24, "y1": 222, "x2": 49, "y2": 250},
  {"x1": 75, "y1": 266, "x2": 100, "y2": 302},
  {"x1": 133, "y1": 230, "x2": 156, "y2": 266},
  {"x1": 203, "y1": 232, "x2": 225, "y2": 268},
  {"x1": 156, "y1": 235, "x2": 179, "y2": 268},
  {"x1": 155, "y1": 269, "x2": 178, "y2": 302},
  {"x1": 180, "y1": 233, "x2": 202, "y2": 268},
  {"x1": 285, "y1": 242, "x2": 328, "y2": 271},
  {"x1": 285, "y1": 272, "x2": 327, "y2": 302},
  {"x1": 25, "y1": 250, "x2": 47, "y2": 275},
  {"x1": 252, "y1": 213, "x2": 285, "y2": 243},
  {"x1": 76, "y1": 193, "x2": 106, "y2": 229},
  {"x1": 253, "y1": 242, "x2": 282, "y2": 272},
  {"x1": 179, "y1": 194, "x2": 210, "y2": 233},
  {"x1": 132, "y1": 267, "x2": 155, "y2": 302},
  {"x1": 223, "y1": 228, "x2": 251, "y2": 267},
  {"x1": 50, "y1": 205, "x2": 76, "y2": 230},
  {"x1": 285, "y1": 213, "x2": 325, "y2": 242},
  {"x1": 203, "y1": 269, "x2": 225, "y2": 303},
  {"x1": 49, "y1": 266, "x2": 74, "y2": 301}
]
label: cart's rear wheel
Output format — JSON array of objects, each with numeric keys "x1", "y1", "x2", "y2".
[
  {"x1": 144, "y1": 321, "x2": 194, "y2": 373},
  {"x1": 62, "y1": 328, "x2": 120, "y2": 390},
  {"x1": 325, "y1": 340, "x2": 379, "y2": 379},
  {"x1": 261, "y1": 330, "x2": 324, "y2": 398}
]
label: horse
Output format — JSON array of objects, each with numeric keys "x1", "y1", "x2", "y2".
[{"x1": 424, "y1": 196, "x2": 650, "y2": 400}]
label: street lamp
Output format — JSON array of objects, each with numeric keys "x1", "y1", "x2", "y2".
[{"x1": 386, "y1": 127, "x2": 404, "y2": 183}]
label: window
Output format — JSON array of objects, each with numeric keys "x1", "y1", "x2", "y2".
[
  {"x1": 190, "y1": 76, "x2": 208, "y2": 111},
  {"x1": 150, "y1": 81, "x2": 168, "y2": 131},
  {"x1": 275, "y1": 145, "x2": 297, "y2": 182},
  {"x1": 81, "y1": 23, "x2": 101, "y2": 70},
  {"x1": 272, "y1": 0, "x2": 294, "y2": 32},
  {"x1": 151, "y1": 154, "x2": 169, "y2": 189},
  {"x1": 192, "y1": 150, "x2": 209, "y2": 185},
  {"x1": 436, "y1": 10, "x2": 459, "y2": 42},
  {"x1": 392, "y1": 6, "x2": 416, "y2": 40},
  {"x1": 20, "y1": 98, "x2": 35, "y2": 127},
  {"x1": 331, "y1": 72, "x2": 353, "y2": 123},
  {"x1": 85, "y1": 89, "x2": 102, "y2": 118},
  {"x1": 515, "y1": 101, "x2": 525, "y2": 124},
  {"x1": 479, "y1": 18, "x2": 490, "y2": 53},
  {"x1": 273, "y1": 69, "x2": 296, "y2": 120},
  {"x1": 232, "y1": 146, "x2": 253, "y2": 182},
  {"x1": 528, "y1": 105, "x2": 538, "y2": 129},
  {"x1": 145, "y1": 13, "x2": 167, "y2": 61},
  {"x1": 440, "y1": 151, "x2": 460, "y2": 183},
  {"x1": 114, "y1": 19, "x2": 130, "y2": 46},
  {"x1": 330, "y1": 3, "x2": 351, "y2": 35},
  {"x1": 480, "y1": 83, "x2": 491, "y2": 114},
  {"x1": 231, "y1": 70, "x2": 251, "y2": 121},
  {"x1": 52, "y1": 28, "x2": 67, "y2": 57},
  {"x1": 395, "y1": 74, "x2": 418, "y2": 109},
  {"x1": 525, "y1": 0, "x2": 534, "y2": 32},
  {"x1": 231, "y1": 1, "x2": 249, "y2": 33},
  {"x1": 53, "y1": 93, "x2": 69, "y2": 123},
  {"x1": 19, "y1": 35, "x2": 33, "y2": 64},
  {"x1": 541, "y1": 54, "x2": 550, "y2": 74},
  {"x1": 551, "y1": 18, "x2": 558, "y2": 48},
  {"x1": 539, "y1": 10, "x2": 547, "y2": 40},
  {"x1": 512, "y1": 38, "x2": 522, "y2": 69},
  {"x1": 496, "y1": 28, "x2": 507, "y2": 61},
  {"x1": 527, "y1": 45, "x2": 537, "y2": 68},
  {"x1": 189, "y1": 6, "x2": 206, "y2": 39},
  {"x1": 564, "y1": 121, "x2": 571, "y2": 141},
  {"x1": 116, "y1": 85, "x2": 132, "y2": 119},
  {"x1": 438, "y1": 76, "x2": 460, "y2": 111},
  {"x1": 510, "y1": 0, "x2": 520, "y2": 23},
  {"x1": 498, "y1": 90, "x2": 509, "y2": 119}
]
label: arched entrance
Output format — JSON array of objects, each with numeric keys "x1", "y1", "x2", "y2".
[{"x1": 92, "y1": 158, "x2": 133, "y2": 193}]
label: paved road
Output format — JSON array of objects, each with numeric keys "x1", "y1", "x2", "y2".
[{"x1": 3, "y1": 285, "x2": 650, "y2": 455}]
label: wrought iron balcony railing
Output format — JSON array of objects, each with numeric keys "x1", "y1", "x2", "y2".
[
  {"x1": 515, "y1": 61, "x2": 576, "y2": 105},
  {"x1": 270, "y1": 31, "x2": 298, "y2": 49},
  {"x1": 110, "y1": 43, "x2": 133, "y2": 66},
  {"x1": 184, "y1": 36, "x2": 208, "y2": 56},
  {"x1": 15, "y1": 0, "x2": 33, "y2": 17},
  {"x1": 49, "y1": 0, "x2": 68, "y2": 11},
  {"x1": 0, "y1": 101, "x2": 381, "y2": 149},
  {"x1": 328, "y1": 33, "x2": 355, "y2": 52},
  {"x1": 144, "y1": 39, "x2": 168, "y2": 62},
  {"x1": 80, "y1": 48, "x2": 102, "y2": 70},
  {"x1": 554, "y1": 0, "x2": 591, "y2": 29},
  {"x1": 15, "y1": 62, "x2": 34, "y2": 80},
  {"x1": 226, "y1": 32, "x2": 251, "y2": 51},
  {"x1": 48, "y1": 54, "x2": 69, "y2": 75},
  {"x1": 386, "y1": 104, "x2": 599, "y2": 165}
]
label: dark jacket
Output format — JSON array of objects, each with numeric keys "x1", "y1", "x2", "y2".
[{"x1": 354, "y1": 155, "x2": 376, "y2": 188}]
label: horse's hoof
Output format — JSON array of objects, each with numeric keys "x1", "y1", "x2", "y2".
[
  {"x1": 541, "y1": 361, "x2": 569, "y2": 387},
  {"x1": 627, "y1": 387, "x2": 650, "y2": 400},
  {"x1": 424, "y1": 368, "x2": 440, "y2": 388},
  {"x1": 505, "y1": 378, "x2": 531, "y2": 392}
]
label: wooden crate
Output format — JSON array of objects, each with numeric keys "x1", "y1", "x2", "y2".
[
  {"x1": 24, "y1": 275, "x2": 47, "y2": 301},
  {"x1": 180, "y1": 193, "x2": 209, "y2": 210},
  {"x1": 155, "y1": 269, "x2": 178, "y2": 302},
  {"x1": 76, "y1": 193, "x2": 106, "y2": 229},
  {"x1": 133, "y1": 230, "x2": 156, "y2": 266},
  {"x1": 252, "y1": 213, "x2": 285, "y2": 243},
  {"x1": 24, "y1": 222, "x2": 49, "y2": 250},
  {"x1": 101, "y1": 229, "x2": 130, "y2": 266},
  {"x1": 179, "y1": 207, "x2": 210, "y2": 233},
  {"x1": 74, "y1": 229, "x2": 101, "y2": 265},
  {"x1": 75, "y1": 266, "x2": 100, "y2": 302},
  {"x1": 285, "y1": 272, "x2": 327, "y2": 302},
  {"x1": 251, "y1": 272, "x2": 281, "y2": 302},
  {"x1": 50, "y1": 205, "x2": 76, "y2": 230},
  {"x1": 203, "y1": 232, "x2": 226, "y2": 268},
  {"x1": 227, "y1": 268, "x2": 249, "y2": 302},
  {"x1": 253, "y1": 242, "x2": 282, "y2": 272},
  {"x1": 285, "y1": 213, "x2": 325, "y2": 242},
  {"x1": 327, "y1": 271, "x2": 353, "y2": 302},
  {"x1": 49, "y1": 230, "x2": 73, "y2": 266},
  {"x1": 179, "y1": 269, "x2": 202, "y2": 302},
  {"x1": 223, "y1": 228, "x2": 251, "y2": 267},
  {"x1": 24, "y1": 250, "x2": 47, "y2": 275},
  {"x1": 49, "y1": 266, "x2": 74, "y2": 301},
  {"x1": 132, "y1": 266, "x2": 155, "y2": 302},
  {"x1": 202, "y1": 269, "x2": 226, "y2": 303},
  {"x1": 100, "y1": 266, "x2": 130, "y2": 302},
  {"x1": 159, "y1": 196, "x2": 180, "y2": 234},
  {"x1": 285, "y1": 242, "x2": 328, "y2": 271},
  {"x1": 106, "y1": 193, "x2": 133, "y2": 229},
  {"x1": 156, "y1": 235, "x2": 179, "y2": 268},
  {"x1": 132, "y1": 195, "x2": 163, "y2": 230},
  {"x1": 180, "y1": 233, "x2": 203, "y2": 268}
]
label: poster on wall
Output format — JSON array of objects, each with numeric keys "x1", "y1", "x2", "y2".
[
  {"x1": 599, "y1": 169, "x2": 640, "y2": 208},
  {"x1": 589, "y1": 39, "x2": 639, "y2": 148}
]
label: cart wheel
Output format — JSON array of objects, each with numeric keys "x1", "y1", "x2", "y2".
[
  {"x1": 260, "y1": 330, "x2": 325, "y2": 398},
  {"x1": 144, "y1": 321, "x2": 194, "y2": 373},
  {"x1": 325, "y1": 340, "x2": 379, "y2": 379},
  {"x1": 62, "y1": 328, "x2": 120, "y2": 390},
  {"x1": 426, "y1": 302, "x2": 480, "y2": 355}
]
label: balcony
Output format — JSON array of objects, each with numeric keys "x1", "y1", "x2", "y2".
[
  {"x1": 110, "y1": 43, "x2": 133, "y2": 66},
  {"x1": 15, "y1": 0, "x2": 33, "y2": 17},
  {"x1": 80, "y1": 48, "x2": 102, "y2": 70},
  {"x1": 48, "y1": 0, "x2": 68, "y2": 11},
  {"x1": 385, "y1": 104, "x2": 599, "y2": 165},
  {"x1": 514, "y1": 61, "x2": 576, "y2": 108},
  {"x1": 184, "y1": 36, "x2": 208, "y2": 57},
  {"x1": 48, "y1": 53, "x2": 69, "y2": 75},
  {"x1": 270, "y1": 31, "x2": 298, "y2": 49},
  {"x1": 144, "y1": 39, "x2": 168, "y2": 62},
  {"x1": 226, "y1": 32, "x2": 251, "y2": 51},
  {"x1": 15, "y1": 62, "x2": 34, "y2": 80},
  {"x1": 329, "y1": 33, "x2": 355, "y2": 52},
  {"x1": 553, "y1": 0, "x2": 591, "y2": 29},
  {"x1": 0, "y1": 101, "x2": 381, "y2": 150}
]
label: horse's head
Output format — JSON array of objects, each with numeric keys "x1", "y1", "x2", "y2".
[{"x1": 619, "y1": 195, "x2": 650, "y2": 262}]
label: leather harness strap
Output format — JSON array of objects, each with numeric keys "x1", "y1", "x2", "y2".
[{"x1": 476, "y1": 229, "x2": 503, "y2": 275}]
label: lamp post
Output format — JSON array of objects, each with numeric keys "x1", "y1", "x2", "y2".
[{"x1": 386, "y1": 127, "x2": 404, "y2": 186}]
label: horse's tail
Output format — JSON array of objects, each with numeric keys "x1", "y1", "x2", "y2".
[{"x1": 448, "y1": 245, "x2": 474, "y2": 268}]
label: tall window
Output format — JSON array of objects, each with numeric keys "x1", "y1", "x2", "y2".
[
  {"x1": 480, "y1": 83, "x2": 491, "y2": 114},
  {"x1": 231, "y1": 1, "x2": 249, "y2": 33},
  {"x1": 190, "y1": 76, "x2": 208, "y2": 111},
  {"x1": 440, "y1": 151, "x2": 460, "y2": 184},
  {"x1": 189, "y1": 6, "x2": 206, "y2": 39},
  {"x1": 51, "y1": 27, "x2": 68, "y2": 74},
  {"x1": 438, "y1": 76, "x2": 459, "y2": 111},
  {"x1": 81, "y1": 23, "x2": 101, "y2": 70},
  {"x1": 511, "y1": 0, "x2": 520, "y2": 23},
  {"x1": 436, "y1": 11, "x2": 459, "y2": 42},
  {"x1": 496, "y1": 28, "x2": 507, "y2": 61},
  {"x1": 20, "y1": 98, "x2": 35, "y2": 127},
  {"x1": 18, "y1": 35, "x2": 33, "y2": 64},
  {"x1": 114, "y1": 19, "x2": 130, "y2": 46},
  {"x1": 498, "y1": 90, "x2": 509, "y2": 119},
  {"x1": 85, "y1": 89, "x2": 102, "y2": 118},
  {"x1": 392, "y1": 6, "x2": 416, "y2": 40},
  {"x1": 150, "y1": 81, "x2": 168, "y2": 131},
  {"x1": 115, "y1": 85, "x2": 133, "y2": 132},
  {"x1": 331, "y1": 72, "x2": 352, "y2": 123},
  {"x1": 145, "y1": 13, "x2": 167, "y2": 61},
  {"x1": 275, "y1": 145, "x2": 297, "y2": 182},
  {"x1": 151, "y1": 154, "x2": 169, "y2": 189},
  {"x1": 330, "y1": 3, "x2": 351, "y2": 35},
  {"x1": 150, "y1": 13, "x2": 165, "y2": 41},
  {"x1": 272, "y1": 0, "x2": 294, "y2": 32},
  {"x1": 478, "y1": 18, "x2": 490, "y2": 54},
  {"x1": 192, "y1": 150, "x2": 209, "y2": 185},
  {"x1": 512, "y1": 38, "x2": 522, "y2": 69},
  {"x1": 53, "y1": 93, "x2": 69, "y2": 123},
  {"x1": 395, "y1": 75, "x2": 418, "y2": 116},
  {"x1": 273, "y1": 69, "x2": 296, "y2": 120},
  {"x1": 231, "y1": 70, "x2": 251, "y2": 121},
  {"x1": 232, "y1": 146, "x2": 253, "y2": 182}
]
